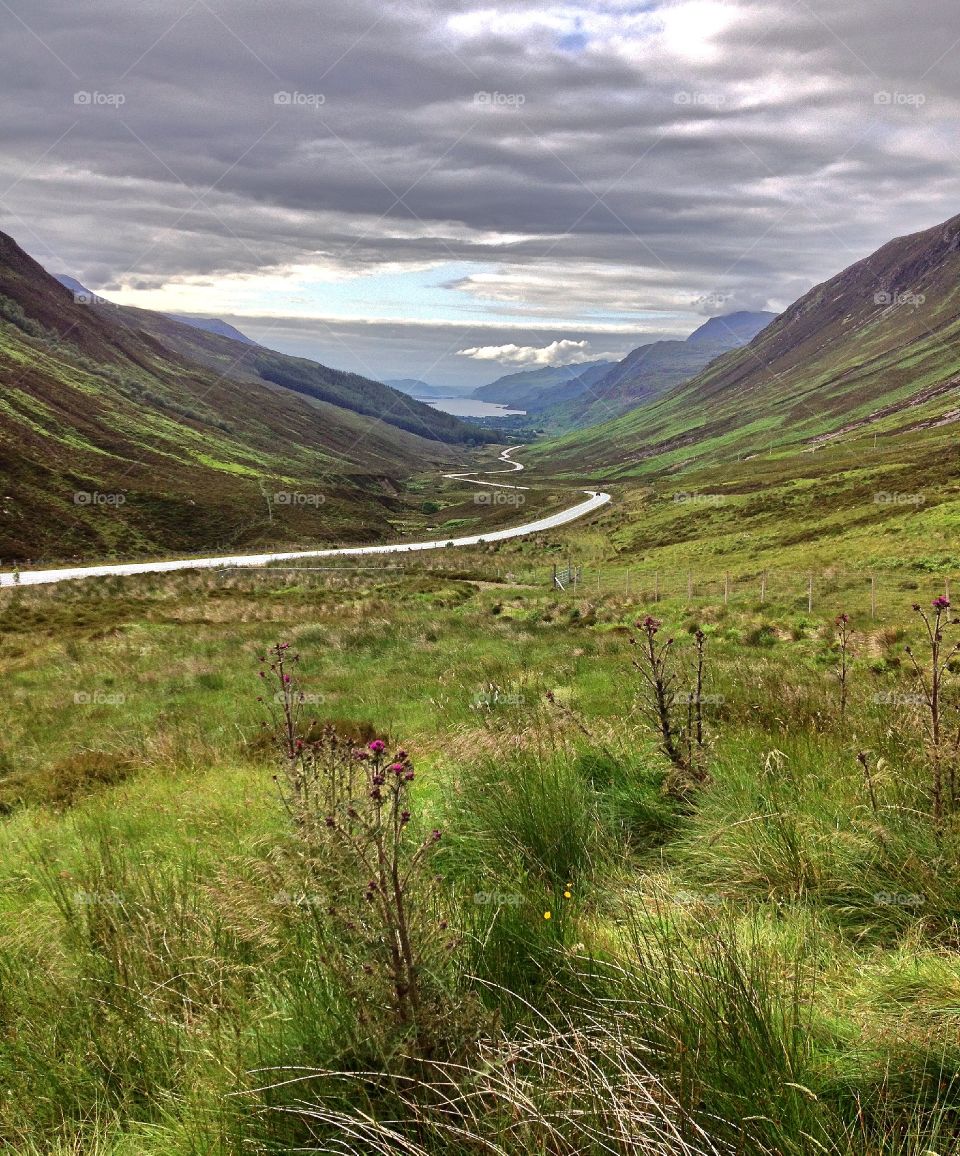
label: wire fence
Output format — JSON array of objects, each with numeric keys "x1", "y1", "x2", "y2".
[
  {"x1": 3, "y1": 537, "x2": 950, "y2": 627},
  {"x1": 556, "y1": 566, "x2": 955, "y2": 622},
  {"x1": 242, "y1": 555, "x2": 954, "y2": 622}
]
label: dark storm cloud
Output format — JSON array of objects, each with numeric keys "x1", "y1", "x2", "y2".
[{"x1": 1, "y1": 0, "x2": 959, "y2": 381}]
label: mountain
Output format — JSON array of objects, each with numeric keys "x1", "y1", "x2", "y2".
[
  {"x1": 384, "y1": 378, "x2": 473, "y2": 400},
  {"x1": 57, "y1": 275, "x2": 261, "y2": 347},
  {"x1": 54, "y1": 274, "x2": 98, "y2": 300},
  {"x1": 686, "y1": 311, "x2": 777, "y2": 346},
  {"x1": 165, "y1": 314, "x2": 258, "y2": 345},
  {"x1": 533, "y1": 212, "x2": 960, "y2": 475},
  {"x1": 57, "y1": 276, "x2": 260, "y2": 348},
  {"x1": 110, "y1": 306, "x2": 486, "y2": 447},
  {"x1": 543, "y1": 311, "x2": 776, "y2": 429},
  {"x1": 472, "y1": 360, "x2": 616, "y2": 408},
  {"x1": 0, "y1": 230, "x2": 485, "y2": 561}
]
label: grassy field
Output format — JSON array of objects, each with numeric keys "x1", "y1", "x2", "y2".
[{"x1": 1, "y1": 514, "x2": 960, "y2": 1153}]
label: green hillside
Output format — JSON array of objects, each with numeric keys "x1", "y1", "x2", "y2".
[
  {"x1": 544, "y1": 311, "x2": 776, "y2": 430},
  {"x1": 0, "y1": 231, "x2": 485, "y2": 562},
  {"x1": 532, "y1": 213, "x2": 960, "y2": 478},
  {"x1": 472, "y1": 359, "x2": 615, "y2": 408}
]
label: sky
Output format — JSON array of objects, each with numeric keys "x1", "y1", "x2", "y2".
[{"x1": 2, "y1": 0, "x2": 959, "y2": 388}]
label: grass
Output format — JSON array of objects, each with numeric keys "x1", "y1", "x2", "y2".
[{"x1": 1, "y1": 541, "x2": 960, "y2": 1153}]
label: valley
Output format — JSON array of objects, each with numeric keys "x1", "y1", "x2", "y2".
[{"x1": 4, "y1": 132, "x2": 960, "y2": 1156}]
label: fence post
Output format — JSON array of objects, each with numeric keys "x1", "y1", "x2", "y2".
[
  {"x1": 808, "y1": 574, "x2": 814, "y2": 613},
  {"x1": 871, "y1": 575, "x2": 877, "y2": 619},
  {"x1": 687, "y1": 572, "x2": 693, "y2": 600},
  {"x1": 760, "y1": 572, "x2": 766, "y2": 604},
  {"x1": 724, "y1": 573, "x2": 729, "y2": 605},
  {"x1": 626, "y1": 570, "x2": 631, "y2": 597},
  {"x1": 655, "y1": 572, "x2": 660, "y2": 602}
]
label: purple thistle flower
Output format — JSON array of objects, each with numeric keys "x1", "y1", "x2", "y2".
[
  {"x1": 368, "y1": 739, "x2": 387, "y2": 755},
  {"x1": 933, "y1": 596, "x2": 951, "y2": 611}
]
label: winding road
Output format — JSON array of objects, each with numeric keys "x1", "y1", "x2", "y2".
[{"x1": 0, "y1": 448, "x2": 610, "y2": 588}]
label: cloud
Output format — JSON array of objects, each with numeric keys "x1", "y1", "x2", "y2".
[
  {"x1": 2, "y1": 0, "x2": 960, "y2": 384},
  {"x1": 457, "y1": 338, "x2": 605, "y2": 366}
]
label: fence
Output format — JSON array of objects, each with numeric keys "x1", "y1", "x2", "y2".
[
  {"x1": 14, "y1": 547, "x2": 945, "y2": 625},
  {"x1": 231, "y1": 556, "x2": 954, "y2": 622},
  {"x1": 558, "y1": 566, "x2": 955, "y2": 622}
]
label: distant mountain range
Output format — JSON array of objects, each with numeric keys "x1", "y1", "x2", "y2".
[
  {"x1": 467, "y1": 313, "x2": 775, "y2": 428},
  {"x1": 0, "y1": 232, "x2": 485, "y2": 560},
  {"x1": 384, "y1": 378, "x2": 474, "y2": 400},
  {"x1": 165, "y1": 314, "x2": 258, "y2": 345},
  {"x1": 535, "y1": 210, "x2": 960, "y2": 474},
  {"x1": 55, "y1": 276, "x2": 260, "y2": 347},
  {"x1": 471, "y1": 360, "x2": 616, "y2": 409},
  {"x1": 549, "y1": 311, "x2": 776, "y2": 428}
]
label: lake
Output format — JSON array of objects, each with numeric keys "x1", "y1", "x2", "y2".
[{"x1": 423, "y1": 397, "x2": 527, "y2": 418}]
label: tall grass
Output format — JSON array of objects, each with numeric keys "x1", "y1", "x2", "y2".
[{"x1": 2, "y1": 572, "x2": 960, "y2": 1152}]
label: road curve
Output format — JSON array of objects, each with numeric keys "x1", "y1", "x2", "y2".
[{"x1": 0, "y1": 448, "x2": 610, "y2": 588}]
